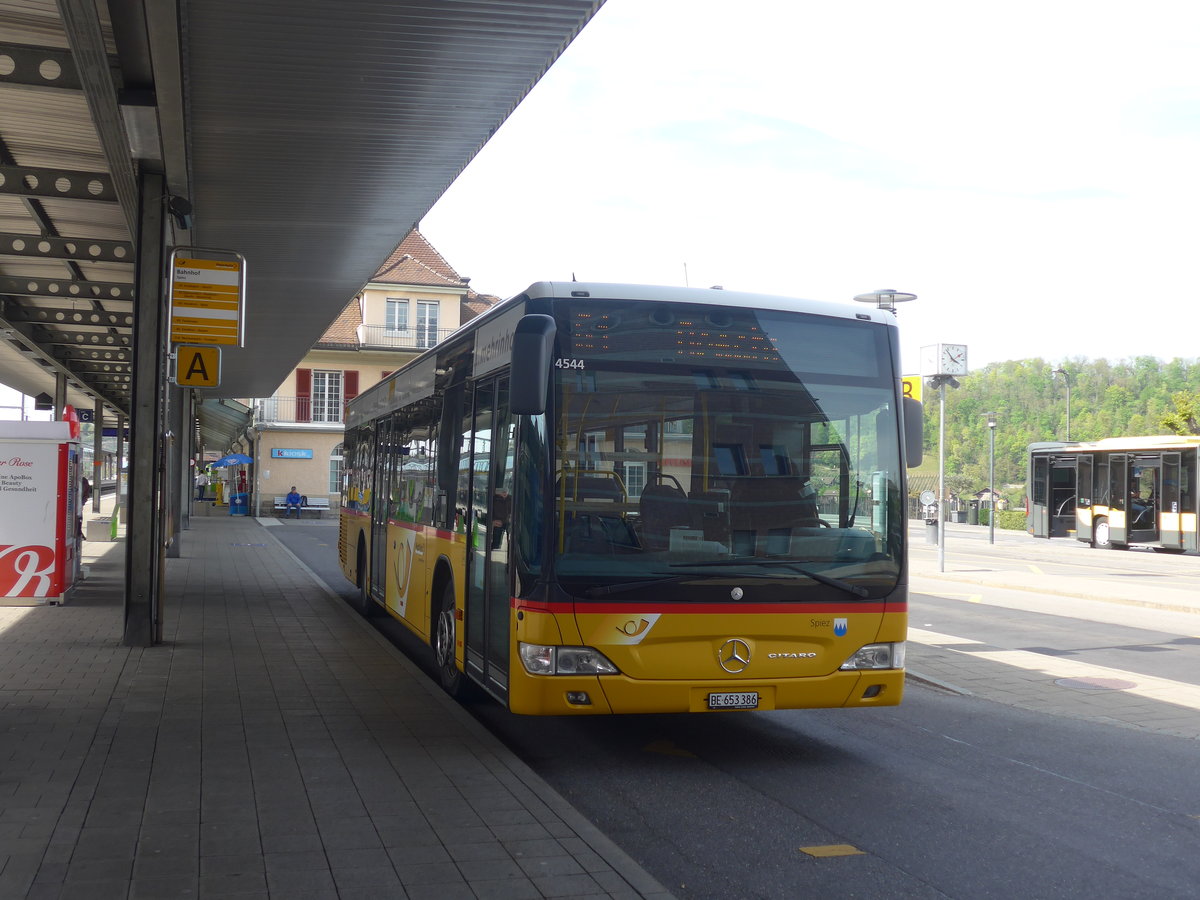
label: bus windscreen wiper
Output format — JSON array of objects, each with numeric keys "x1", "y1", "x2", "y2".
[
  {"x1": 586, "y1": 571, "x2": 792, "y2": 597},
  {"x1": 672, "y1": 557, "x2": 869, "y2": 598},
  {"x1": 585, "y1": 575, "x2": 698, "y2": 597}
]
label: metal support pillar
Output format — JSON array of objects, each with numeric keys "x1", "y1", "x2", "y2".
[
  {"x1": 93, "y1": 397, "x2": 104, "y2": 514},
  {"x1": 116, "y1": 413, "x2": 125, "y2": 499},
  {"x1": 938, "y1": 382, "x2": 946, "y2": 573},
  {"x1": 182, "y1": 391, "x2": 194, "y2": 530},
  {"x1": 54, "y1": 372, "x2": 67, "y2": 420},
  {"x1": 125, "y1": 171, "x2": 167, "y2": 647},
  {"x1": 166, "y1": 382, "x2": 184, "y2": 556}
]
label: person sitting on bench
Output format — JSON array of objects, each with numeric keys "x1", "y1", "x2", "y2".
[{"x1": 285, "y1": 486, "x2": 303, "y2": 518}]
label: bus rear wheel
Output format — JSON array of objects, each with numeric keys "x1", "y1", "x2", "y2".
[
  {"x1": 435, "y1": 582, "x2": 464, "y2": 697},
  {"x1": 355, "y1": 540, "x2": 379, "y2": 617}
]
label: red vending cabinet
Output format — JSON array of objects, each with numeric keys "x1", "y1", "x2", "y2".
[{"x1": 0, "y1": 421, "x2": 82, "y2": 606}]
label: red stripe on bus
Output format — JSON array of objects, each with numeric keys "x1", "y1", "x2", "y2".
[{"x1": 514, "y1": 600, "x2": 904, "y2": 615}]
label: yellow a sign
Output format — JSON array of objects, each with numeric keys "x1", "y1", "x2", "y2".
[
  {"x1": 901, "y1": 375, "x2": 922, "y2": 403},
  {"x1": 175, "y1": 345, "x2": 221, "y2": 388}
]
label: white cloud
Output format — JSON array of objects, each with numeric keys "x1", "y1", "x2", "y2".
[{"x1": 423, "y1": 0, "x2": 1200, "y2": 372}]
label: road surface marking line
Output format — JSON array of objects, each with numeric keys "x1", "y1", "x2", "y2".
[
  {"x1": 800, "y1": 845, "x2": 865, "y2": 857},
  {"x1": 908, "y1": 627, "x2": 1200, "y2": 712}
]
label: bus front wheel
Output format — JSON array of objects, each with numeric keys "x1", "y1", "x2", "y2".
[{"x1": 435, "y1": 582, "x2": 464, "y2": 697}]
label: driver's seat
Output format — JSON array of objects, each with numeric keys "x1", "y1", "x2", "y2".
[{"x1": 638, "y1": 483, "x2": 689, "y2": 551}]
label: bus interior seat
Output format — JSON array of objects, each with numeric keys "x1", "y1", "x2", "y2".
[
  {"x1": 638, "y1": 482, "x2": 690, "y2": 551},
  {"x1": 558, "y1": 475, "x2": 624, "y2": 503}
]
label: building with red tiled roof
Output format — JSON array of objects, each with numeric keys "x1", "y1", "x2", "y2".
[{"x1": 232, "y1": 229, "x2": 499, "y2": 515}]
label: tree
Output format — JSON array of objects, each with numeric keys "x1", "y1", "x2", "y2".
[{"x1": 1161, "y1": 391, "x2": 1200, "y2": 436}]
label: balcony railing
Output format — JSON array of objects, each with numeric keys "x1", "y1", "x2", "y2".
[
  {"x1": 255, "y1": 397, "x2": 344, "y2": 425},
  {"x1": 357, "y1": 324, "x2": 454, "y2": 350}
]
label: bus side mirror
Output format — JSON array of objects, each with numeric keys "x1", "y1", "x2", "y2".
[
  {"x1": 510, "y1": 314, "x2": 557, "y2": 415},
  {"x1": 903, "y1": 397, "x2": 923, "y2": 468}
]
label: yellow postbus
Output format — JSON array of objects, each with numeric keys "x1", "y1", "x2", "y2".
[
  {"x1": 1027, "y1": 436, "x2": 1200, "y2": 551},
  {"x1": 340, "y1": 282, "x2": 922, "y2": 714}
]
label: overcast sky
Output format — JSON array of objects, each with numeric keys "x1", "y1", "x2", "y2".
[
  {"x1": 5, "y1": 2, "x2": 1194, "y2": 418},
  {"x1": 422, "y1": 0, "x2": 1200, "y2": 375}
]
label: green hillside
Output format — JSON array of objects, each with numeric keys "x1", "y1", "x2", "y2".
[{"x1": 909, "y1": 356, "x2": 1200, "y2": 505}]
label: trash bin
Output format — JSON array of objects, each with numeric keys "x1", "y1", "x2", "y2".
[
  {"x1": 925, "y1": 517, "x2": 938, "y2": 544},
  {"x1": 230, "y1": 492, "x2": 249, "y2": 516},
  {"x1": 952, "y1": 510, "x2": 967, "y2": 523},
  {"x1": 967, "y1": 500, "x2": 979, "y2": 526}
]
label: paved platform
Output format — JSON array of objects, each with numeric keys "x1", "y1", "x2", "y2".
[
  {"x1": 0, "y1": 513, "x2": 672, "y2": 899},
  {"x1": 906, "y1": 522, "x2": 1200, "y2": 740}
]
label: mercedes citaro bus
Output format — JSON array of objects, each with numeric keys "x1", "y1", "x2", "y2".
[{"x1": 340, "y1": 282, "x2": 922, "y2": 714}]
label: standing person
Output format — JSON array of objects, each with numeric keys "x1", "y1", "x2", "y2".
[
  {"x1": 195, "y1": 469, "x2": 208, "y2": 500},
  {"x1": 285, "y1": 486, "x2": 303, "y2": 518},
  {"x1": 78, "y1": 477, "x2": 91, "y2": 542},
  {"x1": 491, "y1": 486, "x2": 511, "y2": 549}
]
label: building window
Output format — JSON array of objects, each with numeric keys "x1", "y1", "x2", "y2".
[
  {"x1": 624, "y1": 462, "x2": 646, "y2": 499},
  {"x1": 416, "y1": 300, "x2": 439, "y2": 348},
  {"x1": 329, "y1": 443, "x2": 344, "y2": 493},
  {"x1": 311, "y1": 370, "x2": 343, "y2": 423},
  {"x1": 386, "y1": 298, "x2": 409, "y2": 333}
]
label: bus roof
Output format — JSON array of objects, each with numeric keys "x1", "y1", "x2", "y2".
[
  {"x1": 346, "y1": 281, "x2": 897, "y2": 429},
  {"x1": 1029, "y1": 435, "x2": 1200, "y2": 453},
  {"x1": 518, "y1": 281, "x2": 895, "y2": 325}
]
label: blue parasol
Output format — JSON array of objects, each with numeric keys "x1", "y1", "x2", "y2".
[{"x1": 211, "y1": 453, "x2": 252, "y2": 467}]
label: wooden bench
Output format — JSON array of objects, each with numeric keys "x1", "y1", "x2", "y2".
[{"x1": 273, "y1": 495, "x2": 330, "y2": 518}]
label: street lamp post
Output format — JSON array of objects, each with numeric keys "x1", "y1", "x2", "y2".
[
  {"x1": 853, "y1": 289, "x2": 918, "y2": 315},
  {"x1": 986, "y1": 412, "x2": 997, "y2": 544},
  {"x1": 1052, "y1": 368, "x2": 1072, "y2": 441}
]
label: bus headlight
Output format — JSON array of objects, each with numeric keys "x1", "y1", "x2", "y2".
[
  {"x1": 839, "y1": 642, "x2": 905, "y2": 670},
  {"x1": 518, "y1": 643, "x2": 620, "y2": 676}
]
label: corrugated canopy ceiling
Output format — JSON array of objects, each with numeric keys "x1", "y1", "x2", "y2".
[{"x1": 0, "y1": 0, "x2": 602, "y2": 446}]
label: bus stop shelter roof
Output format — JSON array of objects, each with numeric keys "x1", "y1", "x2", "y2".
[{"x1": 0, "y1": 0, "x2": 602, "y2": 425}]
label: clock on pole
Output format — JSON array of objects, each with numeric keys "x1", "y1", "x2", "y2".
[{"x1": 921, "y1": 343, "x2": 968, "y2": 377}]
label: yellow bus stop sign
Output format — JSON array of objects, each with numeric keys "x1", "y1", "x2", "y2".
[
  {"x1": 902, "y1": 375, "x2": 922, "y2": 403},
  {"x1": 175, "y1": 345, "x2": 221, "y2": 388}
]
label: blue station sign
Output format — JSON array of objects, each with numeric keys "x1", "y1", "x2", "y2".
[{"x1": 271, "y1": 448, "x2": 313, "y2": 459}]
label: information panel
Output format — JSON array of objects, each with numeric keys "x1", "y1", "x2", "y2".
[{"x1": 169, "y1": 249, "x2": 247, "y2": 347}]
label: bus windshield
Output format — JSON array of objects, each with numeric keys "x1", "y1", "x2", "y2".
[{"x1": 548, "y1": 299, "x2": 903, "y2": 600}]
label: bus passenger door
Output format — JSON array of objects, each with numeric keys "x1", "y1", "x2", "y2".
[
  {"x1": 1049, "y1": 459, "x2": 1076, "y2": 537},
  {"x1": 464, "y1": 378, "x2": 515, "y2": 700},
  {"x1": 1030, "y1": 454, "x2": 1050, "y2": 537},
  {"x1": 369, "y1": 414, "x2": 394, "y2": 603},
  {"x1": 1160, "y1": 453, "x2": 1181, "y2": 549},
  {"x1": 1107, "y1": 453, "x2": 1128, "y2": 546},
  {"x1": 1075, "y1": 455, "x2": 1093, "y2": 543}
]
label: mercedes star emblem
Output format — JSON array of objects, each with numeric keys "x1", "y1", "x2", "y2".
[{"x1": 718, "y1": 638, "x2": 751, "y2": 674}]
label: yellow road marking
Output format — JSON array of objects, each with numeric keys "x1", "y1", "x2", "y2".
[
  {"x1": 643, "y1": 740, "x2": 695, "y2": 758},
  {"x1": 800, "y1": 844, "x2": 865, "y2": 858},
  {"x1": 1027, "y1": 564, "x2": 1043, "y2": 574}
]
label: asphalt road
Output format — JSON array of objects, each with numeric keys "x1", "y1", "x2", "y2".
[{"x1": 269, "y1": 521, "x2": 1200, "y2": 899}]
